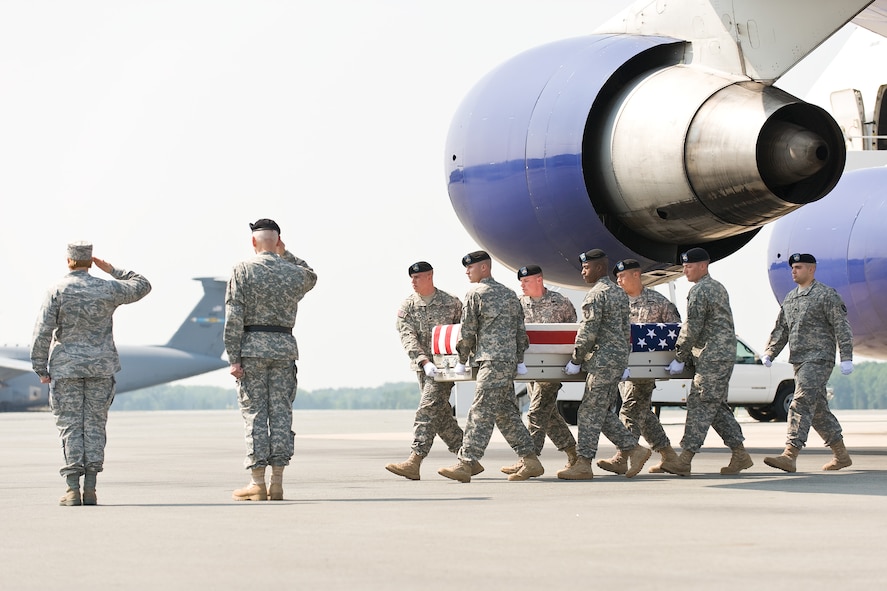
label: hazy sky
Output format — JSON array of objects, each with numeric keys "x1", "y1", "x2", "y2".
[{"x1": 1, "y1": 1, "x2": 883, "y2": 392}]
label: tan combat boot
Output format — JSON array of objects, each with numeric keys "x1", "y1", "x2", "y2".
[
  {"x1": 470, "y1": 460, "x2": 485, "y2": 476},
  {"x1": 648, "y1": 445, "x2": 678, "y2": 473},
  {"x1": 764, "y1": 444, "x2": 800, "y2": 473},
  {"x1": 720, "y1": 444, "x2": 754, "y2": 475},
  {"x1": 500, "y1": 459, "x2": 522, "y2": 475},
  {"x1": 385, "y1": 452, "x2": 423, "y2": 480},
  {"x1": 82, "y1": 472, "x2": 97, "y2": 506},
  {"x1": 269, "y1": 466, "x2": 285, "y2": 500},
  {"x1": 438, "y1": 460, "x2": 473, "y2": 483},
  {"x1": 508, "y1": 454, "x2": 544, "y2": 481},
  {"x1": 59, "y1": 488, "x2": 81, "y2": 507},
  {"x1": 233, "y1": 467, "x2": 268, "y2": 501},
  {"x1": 823, "y1": 439, "x2": 853, "y2": 471},
  {"x1": 625, "y1": 445, "x2": 653, "y2": 478},
  {"x1": 660, "y1": 449, "x2": 694, "y2": 476},
  {"x1": 564, "y1": 445, "x2": 578, "y2": 469},
  {"x1": 557, "y1": 456, "x2": 594, "y2": 480},
  {"x1": 596, "y1": 450, "x2": 627, "y2": 475}
]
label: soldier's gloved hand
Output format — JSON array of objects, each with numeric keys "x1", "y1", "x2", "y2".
[
  {"x1": 454, "y1": 362, "x2": 468, "y2": 375},
  {"x1": 516, "y1": 362, "x2": 528, "y2": 375},
  {"x1": 423, "y1": 362, "x2": 438, "y2": 377},
  {"x1": 667, "y1": 359, "x2": 685, "y2": 375},
  {"x1": 841, "y1": 360, "x2": 854, "y2": 375},
  {"x1": 564, "y1": 361, "x2": 581, "y2": 375},
  {"x1": 621, "y1": 368, "x2": 630, "y2": 380},
  {"x1": 761, "y1": 354, "x2": 772, "y2": 367}
]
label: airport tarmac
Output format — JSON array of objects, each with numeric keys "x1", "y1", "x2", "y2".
[{"x1": 1, "y1": 408, "x2": 885, "y2": 590}]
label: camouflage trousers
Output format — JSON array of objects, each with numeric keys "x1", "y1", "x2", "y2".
[
  {"x1": 50, "y1": 376, "x2": 115, "y2": 477},
  {"x1": 411, "y1": 371, "x2": 463, "y2": 456},
  {"x1": 618, "y1": 379, "x2": 671, "y2": 451},
  {"x1": 680, "y1": 361, "x2": 744, "y2": 452},
  {"x1": 787, "y1": 360, "x2": 843, "y2": 448},
  {"x1": 576, "y1": 368, "x2": 639, "y2": 459},
  {"x1": 527, "y1": 381, "x2": 576, "y2": 455},
  {"x1": 237, "y1": 357, "x2": 298, "y2": 470},
  {"x1": 458, "y1": 361, "x2": 535, "y2": 462}
]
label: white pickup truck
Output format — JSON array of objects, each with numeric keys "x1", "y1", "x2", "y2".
[{"x1": 552, "y1": 336, "x2": 796, "y2": 424}]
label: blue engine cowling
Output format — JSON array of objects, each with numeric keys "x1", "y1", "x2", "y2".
[{"x1": 445, "y1": 35, "x2": 845, "y2": 288}]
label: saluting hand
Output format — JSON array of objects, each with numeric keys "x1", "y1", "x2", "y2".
[{"x1": 93, "y1": 257, "x2": 113, "y2": 274}]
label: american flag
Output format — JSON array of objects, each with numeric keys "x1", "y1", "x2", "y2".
[{"x1": 631, "y1": 323, "x2": 681, "y2": 353}]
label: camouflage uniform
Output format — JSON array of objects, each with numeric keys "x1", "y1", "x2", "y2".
[
  {"x1": 764, "y1": 279, "x2": 853, "y2": 449},
  {"x1": 674, "y1": 273, "x2": 744, "y2": 453},
  {"x1": 224, "y1": 251, "x2": 317, "y2": 470},
  {"x1": 619, "y1": 288, "x2": 681, "y2": 451},
  {"x1": 396, "y1": 288, "x2": 464, "y2": 455},
  {"x1": 572, "y1": 277, "x2": 639, "y2": 459},
  {"x1": 30, "y1": 266, "x2": 151, "y2": 478},
  {"x1": 456, "y1": 277, "x2": 534, "y2": 462},
  {"x1": 520, "y1": 288, "x2": 577, "y2": 455}
]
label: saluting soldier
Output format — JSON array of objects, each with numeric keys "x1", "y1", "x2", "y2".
[
  {"x1": 385, "y1": 261, "x2": 467, "y2": 480},
  {"x1": 31, "y1": 241, "x2": 151, "y2": 506},
  {"x1": 762, "y1": 253, "x2": 854, "y2": 473},
  {"x1": 225, "y1": 218, "x2": 317, "y2": 501}
]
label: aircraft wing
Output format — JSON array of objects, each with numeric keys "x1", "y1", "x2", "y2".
[
  {"x1": 853, "y1": 0, "x2": 887, "y2": 37},
  {"x1": 595, "y1": 0, "x2": 877, "y2": 83},
  {"x1": 0, "y1": 357, "x2": 34, "y2": 382}
]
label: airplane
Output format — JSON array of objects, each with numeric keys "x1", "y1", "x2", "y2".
[
  {"x1": 0, "y1": 277, "x2": 228, "y2": 411},
  {"x1": 444, "y1": 0, "x2": 887, "y2": 360}
]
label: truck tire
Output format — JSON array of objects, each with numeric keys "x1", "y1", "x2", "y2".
[{"x1": 772, "y1": 382, "x2": 795, "y2": 422}]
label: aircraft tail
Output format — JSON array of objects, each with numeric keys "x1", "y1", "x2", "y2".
[{"x1": 164, "y1": 277, "x2": 227, "y2": 358}]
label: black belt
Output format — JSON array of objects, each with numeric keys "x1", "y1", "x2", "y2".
[{"x1": 243, "y1": 325, "x2": 292, "y2": 334}]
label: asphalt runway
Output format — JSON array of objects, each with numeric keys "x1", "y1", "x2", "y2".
[{"x1": 1, "y1": 408, "x2": 885, "y2": 590}]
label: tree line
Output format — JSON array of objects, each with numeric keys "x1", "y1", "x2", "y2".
[{"x1": 110, "y1": 361, "x2": 887, "y2": 411}]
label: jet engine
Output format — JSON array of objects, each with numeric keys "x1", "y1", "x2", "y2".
[{"x1": 444, "y1": 35, "x2": 846, "y2": 288}]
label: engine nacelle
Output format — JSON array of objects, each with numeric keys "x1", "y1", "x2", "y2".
[{"x1": 445, "y1": 35, "x2": 845, "y2": 288}]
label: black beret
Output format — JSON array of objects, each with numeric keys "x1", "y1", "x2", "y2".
[
  {"x1": 517, "y1": 264, "x2": 542, "y2": 279},
  {"x1": 579, "y1": 249, "x2": 606, "y2": 263},
  {"x1": 789, "y1": 253, "x2": 816, "y2": 265},
  {"x1": 681, "y1": 247, "x2": 710, "y2": 263},
  {"x1": 613, "y1": 258, "x2": 641, "y2": 275},
  {"x1": 249, "y1": 218, "x2": 281, "y2": 233},
  {"x1": 462, "y1": 250, "x2": 491, "y2": 266},
  {"x1": 408, "y1": 261, "x2": 433, "y2": 276}
]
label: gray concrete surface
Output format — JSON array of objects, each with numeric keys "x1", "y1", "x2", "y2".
[{"x1": 1, "y1": 408, "x2": 885, "y2": 590}]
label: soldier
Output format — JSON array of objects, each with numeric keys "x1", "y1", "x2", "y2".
[
  {"x1": 501, "y1": 265, "x2": 578, "y2": 476},
  {"x1": 660, "y1": 247, "x2": 752, "y2": 476},
  {"x1": 438, "y1": 250, "x2": 543, "y2": 483},
  {"x1": 225, "y1": 218, "x2": 317, "y2": 501},
  {"x1": 761, "y1": 253, "x2": 854, "y2": 473},
  {"x1": 386, "y1": 261, "x2": 471, "y2": 480},
  {"x1": 31, "y1": 241, "x2": 151, "y2": 506},
  {"x1": 597, "y1": 258, "x2": 682, "y2": 475},
  {"x1": 558, "y1": 249, "x2": 652, "y2": 480}
]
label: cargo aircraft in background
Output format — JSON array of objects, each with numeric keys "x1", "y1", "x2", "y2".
[
  {"x1": 445, "y1": 0, "x2": 887, "y2": 361},
  {"x1": 0, "y1": 277, "x2": 228, "y2": 411}
]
